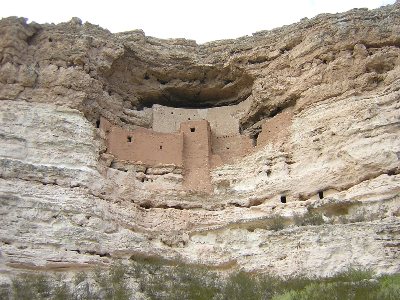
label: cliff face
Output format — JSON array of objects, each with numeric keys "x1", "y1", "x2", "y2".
[{"x1": 0, "y1": 3, "x2": 399, "y2": 284}]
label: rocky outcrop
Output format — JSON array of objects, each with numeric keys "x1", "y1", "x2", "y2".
[{"x1": 0, "y1": 2, "x2": 399, "y2": 287}]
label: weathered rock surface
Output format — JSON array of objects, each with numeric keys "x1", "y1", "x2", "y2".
[{"x1": 0, "y1": 2, "x2": 399, "y2": 287}]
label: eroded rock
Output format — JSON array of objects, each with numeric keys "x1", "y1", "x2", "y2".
[{"x1": 0, "y1": 3, "x2": 399, "y2": 283}]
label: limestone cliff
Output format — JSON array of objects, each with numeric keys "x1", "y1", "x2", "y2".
[{"x1": 0, "y1": 2, "x2": 399, "y2": 290}]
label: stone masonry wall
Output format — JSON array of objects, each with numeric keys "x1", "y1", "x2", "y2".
[
  {"x1": 180, "y1": 120, "x2": 212, "y2": 192},
  {"x1": 257, "y1": 107, "x2": 294, "y2": 147},
  {"x1": 100, "y1": 117, "x2": 184, "y2": 166},
  {"x1": 101, "y1": 117, "x2": 213, "y2": 192},
  {"x1": 152, "y1": 98, "x2": 251, "y2": 136},
  {"x1": 1, "y1": 5, "x2": 400, "y2": 281},
  {"x1": 152, "y1": 105, "x2": 208, "y2": 134},
  {"x1": 100, "y1": 103, "x2": 295, "y2": 192},
  {"x1": 211, "y1": 135, "x2": 253, "y2": 167}
]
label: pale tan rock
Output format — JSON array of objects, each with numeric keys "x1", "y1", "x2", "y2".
[
  {"x1": 146, "y1": 166, "x2": 176, "y2": 175},
  {"x1": 0, "y1": 3, "x2": 399, "y2": 283}
]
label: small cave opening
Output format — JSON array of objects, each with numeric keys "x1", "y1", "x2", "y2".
[
  {"x1": 159, "y1": 145, "x2": 163, "y2": 150},
  {"x1": 157, "y1": 78, "x2": 168, "y2": 85},
  {"x1": 190, "y1": 127, "x2": 196, "y2": 132},
  {"x1": 171, "y1": 205, "x2": 183, "y2": 210},
  {"x1": 280, "y1": 195, "x2": 287, "y2": 203},
  {"x1": 140, "y1": 202, "x2": 152, "y2": 209},
  {"x1": 127, "y1": 136, "x2": 132, "y2": 143},
  {"x1": 252, "y1": 131, "x2": 260, "y2": 147},
  {"x1": 95, "y1": 119, "x2": 100, "y2": 128},
  {"x1": 224, "y1": 79, "x2": 234, "y2": 85},
  {"x1": 99, "y1": 252, "x2": 111, "y2": 258},
  {"x1": 318, "y1": 191, "x2": 324, "y2": 199},
  {"x1": 270, "y1": 107, "x2": 283, "y2": 118}
]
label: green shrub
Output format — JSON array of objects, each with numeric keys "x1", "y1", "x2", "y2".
[
  {"x1": 270, "y1": 275, "x2": 312, "y2": 294},
  {"x1": 52, "y1": 282, "x2": 72, "y2": 300},
  {"x1": 4, "y1": 260, "x2": 400, "y2": 300},
  {"x1": 375, "y1": 274, "x2": 400, "y2": 300},
  {"x1": 270, "y1": 268, "x2": 391, "y2": 300},
  {"x1": 73, "y1": 271, "x2": 87, "y2": 285},
  {"x1": 93, "y1": 264, "x2": 130, "y2": 300},
  {"x1": 0, "y1": 287, "x2": 10, "y2": 300},
  {"x1": 337, "y1": 215, "x2": 349, "y2": 224},
  {"x1": 272, "y1": 290, "x2": 298, "y2": 300},
  {"x1": 258, "y1": 273, "x2": 288, "y2": 298},
  {"x1": 132, "y1": 257, "x2": 221, "y2": 300},
  {"x1": 295, "y1": 211, "x2": 325, "y2": 226},
  {"x1": 131, "y1": 255, "x2": 169, "y2": 276},
  {"x1": 274, "y1": 282, "x2": 344, "y2": 300},
  {"x1": 12, "y1": 273, "x2": 51, "y2": 300},
  {"x1": 170, "y1": 265, "x2": 220, "y2": 300},
  {"x1": 223, "y1": 271, "x2": 262, "y2": 300},
  {"x1": 269, "y1": 216, "x2": 286, "y2": 231},
  {"x1": 330, "y1": 268, "x2": 373, "y2": 283}
]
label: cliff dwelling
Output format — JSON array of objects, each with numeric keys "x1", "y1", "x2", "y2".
[
  {"x1": 1, "y1": 4, "x2": 400, "y2": 296},
  {"x1": 99, "y1": 82, "x2": 296, "y2": 193},
  {"x1": 100, "y1": 99, "x2": 291, "y2": 193}
]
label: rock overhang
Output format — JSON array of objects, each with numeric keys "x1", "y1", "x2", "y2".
[
  {"x1": 104, "y1": 51, "x2": 255, "y2": 109},
  {"x1": 0, "y1": 3, "x2": 399, "y2": 281}
]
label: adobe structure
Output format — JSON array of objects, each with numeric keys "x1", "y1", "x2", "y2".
[
  {"x1": 2, "y1": 5, "x2": 400, "y2": 289},
  {"x1": 100, "y1": 101, "x2": 292, "y2": 193}
]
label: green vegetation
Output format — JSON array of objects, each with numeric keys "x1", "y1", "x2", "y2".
[
  {"x1": 294, "y1": 210, "x2": 325, "y2": 226},
  {"x1": 6, "y1": 264, "x2": 130, "y2": 300},
  {"x1": 131, "y1": 257, "x2": 400, "y2": 300},
  {"x1": 11, "y1": 273, "x2": 53, "y2": 300},
  {"x1": 269, "y1": 215, "x2": 286, "y2": 231},
  {"x1": 3, "y1": 260, "x2": 400, "y2": 300},
  {"x1": 94, "y1": 263, "x2": 130, "y2": 300},
  {"x1": 131, "y1": 256, "x2": 222, "y2": 300}
]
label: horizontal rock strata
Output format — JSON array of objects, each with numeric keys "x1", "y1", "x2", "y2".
[{"x1": 0, "y1": 3, "x2": 399, "y2": 286}]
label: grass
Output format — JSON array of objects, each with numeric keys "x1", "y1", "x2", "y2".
[
  {"x1": 130, "y1": 256, "x2": 400, "y2": 300},
  {"x1": 4, "y1": 259, "x2": 400, "y2": 300}
]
